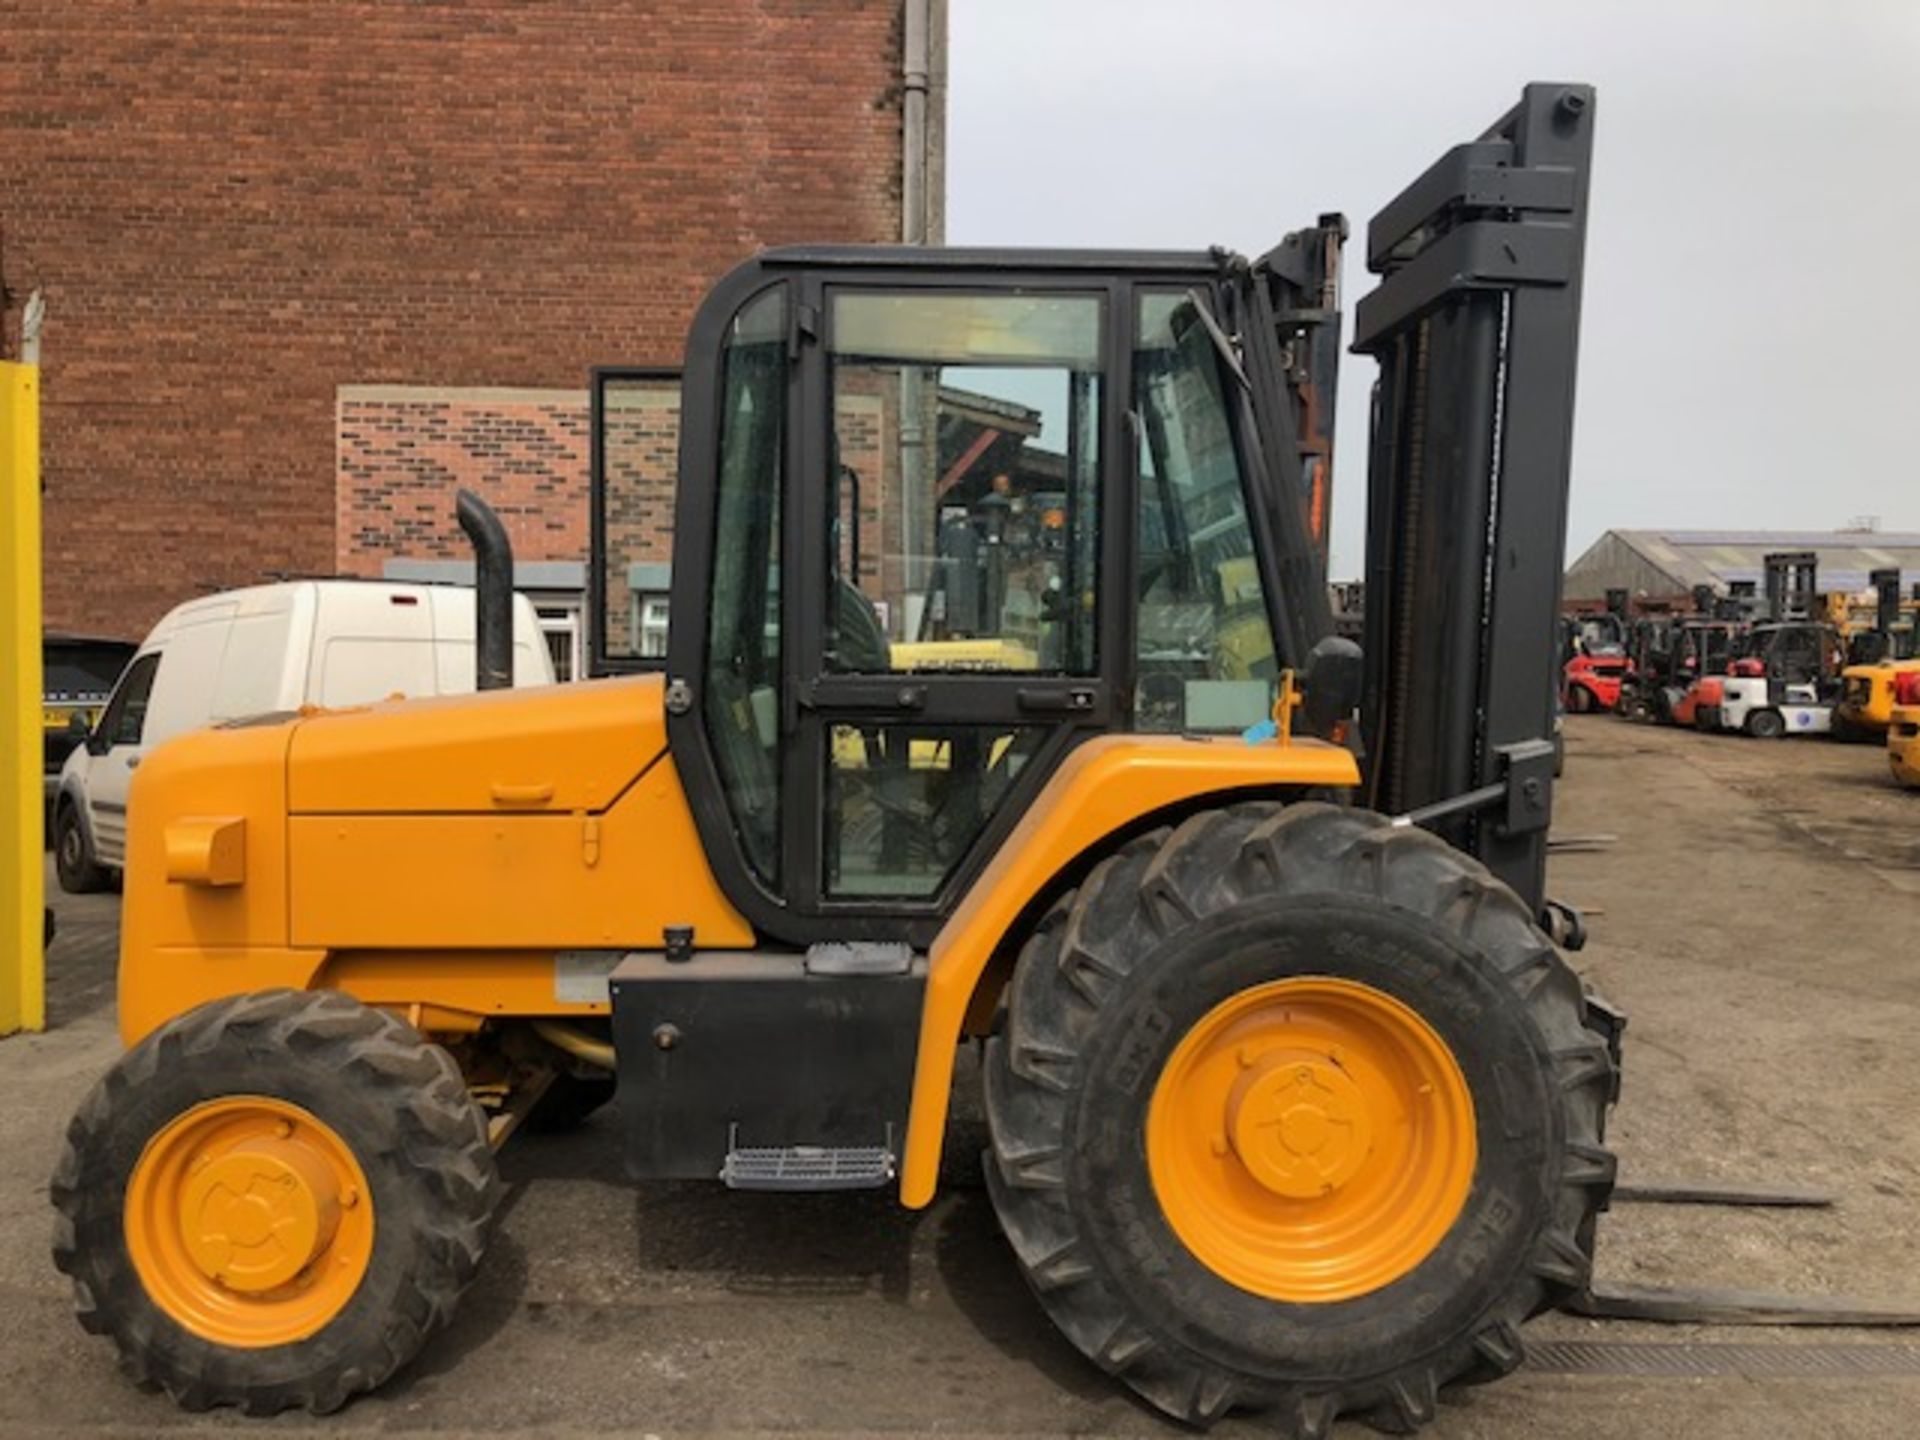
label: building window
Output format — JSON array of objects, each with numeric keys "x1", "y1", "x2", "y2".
[
  {"x1": 533, "y1": 598, "x2": 584, "y2": 683},
  {"x1": 637, "y1": 594, "x2": 670, "y2": 659}
]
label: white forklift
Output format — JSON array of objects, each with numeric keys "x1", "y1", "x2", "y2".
[{"x1": 1698, "y1": 552, "x2": 1843, "y2": 738}]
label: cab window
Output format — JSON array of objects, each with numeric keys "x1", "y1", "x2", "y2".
[
  {"x1": 702, "y1": 287, "x2": 788, "y2": 886},
  {"x1": 826, "y1": 291, "x2": 1103, "y2": 677},
  {"x1": 1133, "y1": 292, "x2": 1278, "y2": 732},
  {"x1": 97, "y1": 653, "x2": 161, "y2": 749}
]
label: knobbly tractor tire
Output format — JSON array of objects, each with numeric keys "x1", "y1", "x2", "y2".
[
  {"x1": 52, "y1": 989, "x2": 499, "y2": 1415},
  {"x1": 982, "y1": 802, "x2": 1617, "y2": 1439},
  {"x1": 525, "y1": 1070, "x2": 618, "y2": 1133}
]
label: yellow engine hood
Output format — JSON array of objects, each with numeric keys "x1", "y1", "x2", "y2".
[{"x1": 287, "y1": 675, "x2": 666, "y2": 815}]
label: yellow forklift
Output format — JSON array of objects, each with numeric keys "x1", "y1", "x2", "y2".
[
  {"x1": 1834, "y1": 568, "x2": 1920, "y2": 741},
  {"x1": 56, "y1": 87, "x2": 1631, "y2": 1436}
]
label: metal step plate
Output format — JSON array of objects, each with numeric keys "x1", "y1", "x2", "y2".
[{"x1": 720, "y1": 1142, "x2": 896, "y2": 1192}]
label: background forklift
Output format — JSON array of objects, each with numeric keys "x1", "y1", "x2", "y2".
[
  {"x1": 1695, "y1": 552, "x2": 1844, "y2": 738},
  {"x1": 55, "y1": 87, "x2": 1623, "y2": 1437},
  {"x1": 1833, "y1": 568, "x2": 1920, "y2": 741},
  {"x1": 1560, "y1": 590, "x2": 1629, "y2": 713},
  {"x1": 1616, "y1": 587, "x2": 1739, "y2": 726}
]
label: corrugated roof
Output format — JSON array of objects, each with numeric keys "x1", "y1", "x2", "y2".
[{"x1": 1605, "y1": 529, "x2": 1920, "y2": 594}]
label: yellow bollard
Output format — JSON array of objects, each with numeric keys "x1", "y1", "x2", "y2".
[{"x1": 1, "y1": 293, "x2": 46, "y2": 1035}]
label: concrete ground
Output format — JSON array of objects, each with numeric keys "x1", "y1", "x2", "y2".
[{"x1": 4, "y1": 715, "x2": 1919, "y2": 1437}]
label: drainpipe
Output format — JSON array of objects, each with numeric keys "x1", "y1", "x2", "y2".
[
  {"x1": 902, "y1": 0, "x2": 930, "y2": 246},
  {"x1": 899, "y1": 0, "x2": 933, "y2": 610}
]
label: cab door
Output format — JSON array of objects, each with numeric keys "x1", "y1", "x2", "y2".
[{"x1": 786, "y1": 279, "x2": 1120, "y2": 935}]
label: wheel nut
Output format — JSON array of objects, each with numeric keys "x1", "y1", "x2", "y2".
[
  {"x1": 339, "y1": 1185, "x2": 359, "y2": 1210},
  {"x1": 274, "y1": 1119, "x2": 293, "y2": 1139}
]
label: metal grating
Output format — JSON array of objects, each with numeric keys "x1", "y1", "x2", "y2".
[
  {"x1": 720, "y1": 1144, "x2": 895, "y2": 1192},
  {"x1": 1526, "y1": 1340, "x2": 1920, "y2": 1378}
]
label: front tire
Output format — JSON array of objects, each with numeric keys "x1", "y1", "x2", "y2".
[
  {"x1": 54, "y1": 801, "x2": 109, "y2": 894},
  {"x1": 982, "y1": 803, "x2": 1617, "y2": 1438},
  {"x1": 52, "y1": 990, "x2": 499, "y2": 1415}
]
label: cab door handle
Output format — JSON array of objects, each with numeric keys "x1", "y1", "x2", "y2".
[
  {"x1": 490, "y1": 781, "x2": 555, "y2": 806},
  {"x1": 1017, "y1": 686, "x2": 1098, "y2": 714}
]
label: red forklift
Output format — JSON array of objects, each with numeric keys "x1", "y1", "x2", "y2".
[{"x1": 1561, "y1": 590, "x2": 1629, "y2": 712}]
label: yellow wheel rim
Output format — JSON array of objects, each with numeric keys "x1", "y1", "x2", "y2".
[
  {"x1": 1146, "y1": 977, "x2": 1476, "y2": 1303},
  {"x1": 124, "y1": 1096, "x2": 374, "y2": 1347}
]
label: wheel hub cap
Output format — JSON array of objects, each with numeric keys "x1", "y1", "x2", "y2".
[
  {"x1": 1228, "y1": 1050, "x2": 1372, "y2": 1198},
  {"x1": 1146, "y1": 976, "x2": 1477, "y2": 1303},
  {"x1": 181, "y1": 1135, "x2": 342, "y2": 1293},
  {"x1": 124, "y1": 1096, "x2": 374, "y2": 1347}
]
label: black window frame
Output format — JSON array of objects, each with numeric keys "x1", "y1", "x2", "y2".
[
  {"x1": 95, "y1": 651, "x2": 161, "y2": 751},
  {"x1": 650, "y1": 248, "x2": 1309, "y2": 950},
  {"x1": 588, "y1": 364, "x2": 685, "y2": 678}
]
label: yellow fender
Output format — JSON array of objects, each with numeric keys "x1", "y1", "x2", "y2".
[{"x1": 899, "y1": 732, "x2": 1360, "y2": 1206}]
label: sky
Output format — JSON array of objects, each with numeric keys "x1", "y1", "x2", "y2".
[{"x1": 946, "y1": 0, "x2": 1920, "y2": 579}]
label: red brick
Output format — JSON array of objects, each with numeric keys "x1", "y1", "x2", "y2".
[{"x1": 5, "y1": 0, "x2": 909, "y2": 638}]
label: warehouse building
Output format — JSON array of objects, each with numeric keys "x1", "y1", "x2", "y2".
[
  {"x1": 6, "y1": 0, "x2": 947, "y2": 675},
  {"x1": 1564, "y1": 528, "x2": 1920, "y2": 609}
]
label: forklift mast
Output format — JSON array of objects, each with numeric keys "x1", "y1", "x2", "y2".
[
  {"x1": 1873, "y1": 567, "x2": 1902, "y2": 636},
  {"x1": 1764, "y1": 550, "x2": 1818, "y2": 622},
  {"x1": 1352, "y1": 83, "x2": 1596, "y2": 915}
]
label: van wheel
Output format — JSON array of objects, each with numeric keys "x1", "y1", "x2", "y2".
[{"x1": 54, "y1": 803, "x2": 109, "y2": 894}]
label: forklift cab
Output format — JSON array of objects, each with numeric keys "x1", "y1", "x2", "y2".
[
  {"x1": 1733, "y1": 621, "x2": 1844, "y2": 699},
  {"x1": 592, "y1": 243, "x2": 1346, "y2": 947}
]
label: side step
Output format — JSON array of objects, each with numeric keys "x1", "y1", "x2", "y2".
[{"x1": 720, "y1": 1127, "x2": 896, "y2": 1192}]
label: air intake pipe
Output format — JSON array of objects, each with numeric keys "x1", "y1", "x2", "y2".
[{"x1": 455, "y1": 489, "x2": 514, "y2": 691}]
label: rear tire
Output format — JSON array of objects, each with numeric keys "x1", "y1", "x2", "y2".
[
  {"x1": 1744, "y1": 708, "x2": 1786, "y2": 739},
  {"x1": 1566, "y1": 684, "x2": 1594, "y2": 714},
  {"x1": 54, "y1": 802, "x2": 109, "y2": 894},
  {"x1": 52, "y1": 990, "x2": 499, "y2": 1415},
  {"x1": 525, "y1": 1070, "x2": 618, "y2": 1133},
  {"x1": 982, "y1": 803, "x2": 1617, "y2": 1438},
  {"x1": 1828, "y1": 710, "x2": 1872, "y2": 744}
]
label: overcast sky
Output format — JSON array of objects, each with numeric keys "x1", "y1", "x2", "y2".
[{"x1": 947, "y1": 0, "x2": 1920, "y2": 578}]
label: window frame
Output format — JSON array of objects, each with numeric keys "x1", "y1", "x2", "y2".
[
  {"x1": 658, "y1": 252, "x2": 1291, "y2": 950},
  {"x1": 777, "y1": 274, "x2": 1127, "y2": 930},
  {"x1": 95, "y1": 651, "x2": 161, "y2": 751},
  {"x1": 821, "y1": 286, "x2": 1108, "y2": 679},
  {"x1": 587, "y1": 364, "x2": 684, "y2": 677},
  {"x1": 1130, "y1": 286, "x2": 1285, "y2": 733}
]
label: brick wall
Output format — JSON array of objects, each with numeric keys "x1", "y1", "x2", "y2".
[{"x1": 5, "y1": 0, "x2": 915, "y2": 639}]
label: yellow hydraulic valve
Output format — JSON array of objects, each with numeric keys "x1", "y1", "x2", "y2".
[{"x1": 1, "y1": 292, "x2": 45, "y2": 1035}]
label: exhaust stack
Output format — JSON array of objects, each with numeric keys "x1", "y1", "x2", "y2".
[{"x1": 455, "y1": 489, "x2": 514, "y2": 691}]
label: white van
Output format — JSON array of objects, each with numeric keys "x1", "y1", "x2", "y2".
[{"x1": 52, "y1": 580, "x2": 553, "y2": 892}]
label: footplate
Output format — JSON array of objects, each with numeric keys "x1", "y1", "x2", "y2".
[
  {"x1": 609, "y1": 949, "x2": 924, "y2": 1183},
  {"x1": 720, "y1": 1128, "x2": 897, "y2": 1192}
]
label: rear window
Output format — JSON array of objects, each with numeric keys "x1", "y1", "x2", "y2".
[{"x1": 43, "y1": 642, "x2": 135, "y2": 701}]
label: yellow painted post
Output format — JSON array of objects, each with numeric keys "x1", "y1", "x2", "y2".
[{"x1": 1, "y1": 293, "x2": 46, "y2": 1035}]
